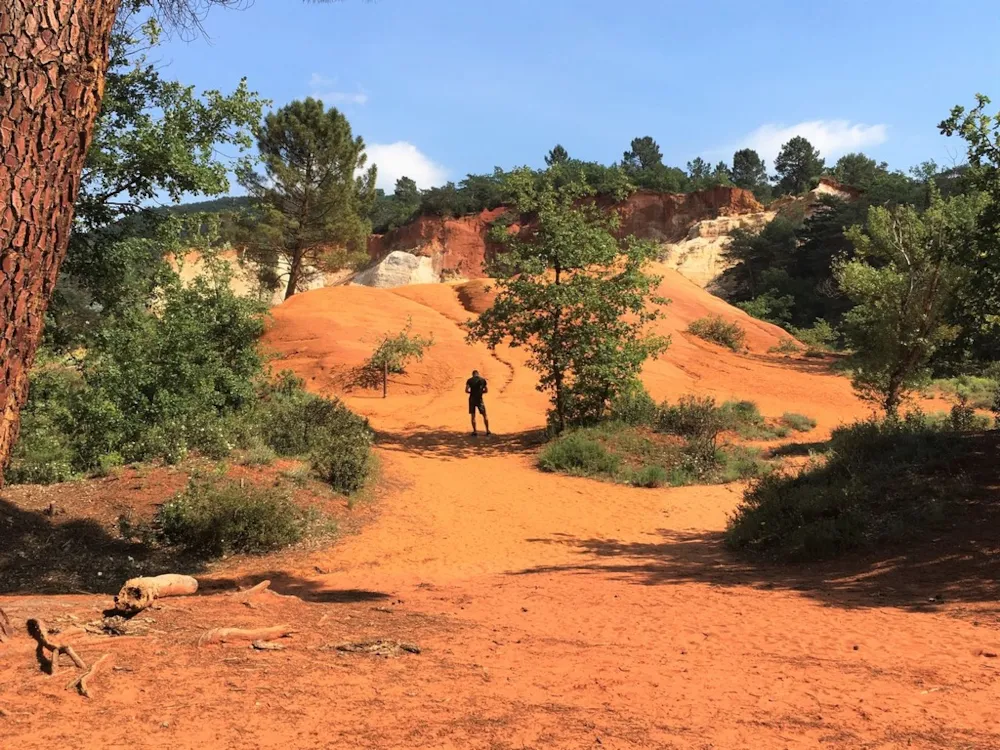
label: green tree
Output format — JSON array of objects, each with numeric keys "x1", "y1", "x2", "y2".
[
  {"x1": 774, "y1": 136, "x2": 825, "y2": 195},
  {"x1": 623, "y1": 136, "x2": 664, "y2": 170},
  {"x1": 831, "y1": 152, "x2": 887, "y2": 190},
  {"x1": 731, "y1": 148, "x2": 769, "y2": 193},
  {"x1": 467, "y1": 165, "x2": 668, "y2": 431},
  {"x1": 545, "y1": 144, "x2": 570, "y2": 166},
  {"x1": 939, "y1": 94, "x2": 1000, "y2": 364},
  {"x1": 361, "y1": 317, "x2": 434, "y2": 397},
  {"x1": 836, "y1": 191, "x2": 986, "y2": 416},
  {"x1": 48, "y1": 11, "x2": 263, "y2": 349},
  {"x1": 239, "y1": 97, "x2": 376, "y2": 299}
]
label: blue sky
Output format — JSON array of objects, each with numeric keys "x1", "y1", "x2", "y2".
[{"x1": 158, "y1": 0, "x2": 1000, "y2": 193}]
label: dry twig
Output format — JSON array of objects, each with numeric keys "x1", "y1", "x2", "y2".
[
  {"x1": 27, "y1": 619, "x2": 86, "y2": 675},
  {"x1": 66, "y1": 654, "x2": 112, "y2": 698}
]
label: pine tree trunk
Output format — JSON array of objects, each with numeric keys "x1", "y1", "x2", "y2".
[{"x1": 0, "y1": 0, "x2": 122, "y2": 484}]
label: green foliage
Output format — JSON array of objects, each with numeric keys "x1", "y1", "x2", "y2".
[
  {"x1": 609, "y1": 380, "x2": 659, "y2": 426},
  {"x1": 931, "y1": 375, "x2": 999, "y2": 409},
  {"x1": 774, "y1": 136, "x2": 825, "y2": 195},
  {"x1": 837, "y1": 191, "x2": 987, "y2": 415},
  {"x1": 657, "y1": 395, "x2": 727, "y2": 447},
  {"x1": 539, "y1": 421, "x2": 772, "y2": 488},
  {"x1": 545, "y1": 144, "x2": 570, "y2": 166},
  {"x1": 362, "y1": 318, "x2": 434, "y2": 385},
  {"x1": 780, "y1": 413, "x2": 817, "y2": 432},
  {"x1": 538, "y1": 431, "x2": 622, "y2": 476},
  {"x1": 831, "y1": 153, "x2": 888, "y2": 189},
  {"x1": 687, "y1": 316, "x2": 747, "y2": 352},
  {"x1": 722, "y1": 215, "x2": 803, "y2": 299},
  {"x1": 731, "y1": 148, "x2": 771, "y2": 201},
  {"x1": 238, "y1": 97, "x2": 375, "y2": 299},
  {"x1": 768, "y1": 337, "x2": 802, "y2": 355},
  {"x1": 939, "y1": 95, "x2": 1000, "y2": 367},
  {"x1": 787, "y1": 319, "x2": 839, "y2": 353},
  {"x1": 467, "y1": 164, "x2": 669, "y2": 431},
  {"x1": 737, "y1": 291, "x2": 795, "y2": 325},
  {"x1": 726, "y1": 417, "x2": 966, "y2": 561},
  {"x1": 156, "y1": 478, "x2": 309, "y2": 557}
]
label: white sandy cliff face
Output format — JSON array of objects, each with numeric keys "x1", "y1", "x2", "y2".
[
  {"x1": 352, "y1": 250, "x2": 439, "y2": 288},
  {"x1": 659, "y1": 211, "x2": 775, "y2": 288}
]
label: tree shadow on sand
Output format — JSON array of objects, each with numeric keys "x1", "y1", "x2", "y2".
[
  {"x1": 0, "y1": 496, "x2": 203, "y2": 596},
  {"x1": 514, "y1": 434, "x2": 1000, "y2": 617},
  {"x1": 516, "y1": 524, "x2": 1000, "y2": 616},
  {"x1": 375, "y1": 427, "x2": 546, "y2": 460}
]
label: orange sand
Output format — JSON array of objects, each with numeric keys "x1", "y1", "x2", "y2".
[{"x1": 1, "y1": 271, "x2": 996, "y2": 749}]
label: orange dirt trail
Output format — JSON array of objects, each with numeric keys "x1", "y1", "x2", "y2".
[{"x1": 2, "y1": 270, "x2": 997, "y2": 749}]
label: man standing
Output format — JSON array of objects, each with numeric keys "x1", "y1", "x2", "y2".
[{"x1": 466, "y1": 370, "x2": 491, "y2": 437}]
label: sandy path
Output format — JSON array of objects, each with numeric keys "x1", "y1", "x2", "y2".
[{"x1": 2, "y1": 278, "x2": 997, "y2": 748}]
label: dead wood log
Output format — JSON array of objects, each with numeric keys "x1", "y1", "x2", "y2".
[
  {"x1": 66, "y1": 653, "x2": 111, "y2": 698},
  {"x1": 235, "y1": 580, "x2": 271, "y2": 603},
  {"x1": 114, "y1": 574, "x2": 198, "y2": 614},
  {"x1": 27, "y1": 619, "x2": 86, "y2": 675},
  {"x1": 198, "y1": 624, "x2": 294, "y2": 646}
]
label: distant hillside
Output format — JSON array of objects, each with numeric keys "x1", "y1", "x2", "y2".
[{"x1": 161, "y1": 196, "x2": 252, "y2": 215}]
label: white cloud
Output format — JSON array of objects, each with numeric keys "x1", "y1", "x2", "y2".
[
  {"x1": 308, "y1": 73, "x2": 368, "y2": 106},
  {"x1": 736, "y1": 120, "x2": 888, "y2": 165},
  {"x1": 363, "y1": 142, "x2": 449, "y2": 192}
]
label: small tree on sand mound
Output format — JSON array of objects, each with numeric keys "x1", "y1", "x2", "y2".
[
  {"x1": 467, "y1": 165, "x2": 669, "y2": 432},
  {"x1": 359, "y1": 318, "x2": 434, "y2": 397}
]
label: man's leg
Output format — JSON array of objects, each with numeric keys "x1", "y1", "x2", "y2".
[
  {"x1": 481, "y1": 404, "x2": 491, "y2": 436},
  {"x1": 470, "y1": 403, "x2": 478, "y2": 435}
]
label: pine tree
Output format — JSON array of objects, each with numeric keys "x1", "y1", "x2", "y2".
[
  {"x1": 239, "y1": 98, "x2": 376, "y2": 299},
  {"x1": 545, "y1": 144, "x2": 570, "y2": 166},
  {"x1": 731, "y1": 148, "x2": 769, "y2": 192},
  {"x1": 774, "y1": 136, "x2": 825, "y2": 195}
]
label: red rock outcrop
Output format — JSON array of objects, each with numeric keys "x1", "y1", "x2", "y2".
[{"x1": 367, "y1": 187, "x2": 764, "y2": 281}]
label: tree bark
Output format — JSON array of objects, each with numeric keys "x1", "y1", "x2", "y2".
[{"x1": 0, "y1": 0, "x2": 122, "y2": 484}]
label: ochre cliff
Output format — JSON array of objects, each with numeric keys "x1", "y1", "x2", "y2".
[{"x1": 365, "y1": 187, "x2": 765, "y2": 287}]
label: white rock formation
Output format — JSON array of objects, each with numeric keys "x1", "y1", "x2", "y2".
[
  {"x1": 352, "y1": 250, "x2": 439, "y2": 288},
  {"x1": 659, "y1": 212, "x2": 774, "y2": 288}
]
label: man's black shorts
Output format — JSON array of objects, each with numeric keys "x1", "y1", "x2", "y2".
[{"x1": 469, "y1": 398, "x2": 487, "y2": 416}]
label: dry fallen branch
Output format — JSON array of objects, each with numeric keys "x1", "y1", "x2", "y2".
[
  {"x1": 235, "y1": 580, "x2": 271, "y2": 606},
  {"x1": 198, "y1": 625, "x2": 294, "y2": 646},
  {"x1": 251, "y1": 640, "x2": 285, "y2": 651},
  {"x1": 27, "y1": 619, "x2": 87, "y2": 675},
  {"x1": 115, "y1": 574, "x2": 199, "y2": 614},
  {"x1": 66, "y1": 653, "x2": 111, "y2": 698},
  {"x1": 333, "y1": 639, "x2": 421, "y2": 657},
  {"x1": 0, "y1": 608, "x2": 12, "y2": 643}
]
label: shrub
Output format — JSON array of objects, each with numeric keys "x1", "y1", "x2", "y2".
[
  {"x1": 687, "y1": 316, "x2": 747, "y2": 352},
  {"x1": 609, "y1": 380, "x2": 659, "y2": 426},
  {"x1": 538, "y1": 431, "x2": 621, "y2": 476},
  {"x1": 157, "y1": 479, "x2": 308, "y2": 557},
  {"x1": 93, "y1": 451, "x2": 125, "y2": 478},
  {"x1": 238, "y1": 445, "x2": 277, "y2": 466},
  {"x1": 768, "y1": 337, "x2": 802, "y2": 355},
  {"x1": 726, "y1": 417, "x2": 962, "y2": 561},
  {"x1": 5, "y1": 411, "x2": 76, "y2": 485},
  {"x1": 628, "y1": 464, "x2": 669, "y2": 488},
  {"x1": 259, "y1": 376, "x2": 373, "y2": 492},
  {"x1": 780, "y1": 413, "x2": 817, "y2": 432},
  {"x1": 931, "y1": 375, "x2": 998, "y2": 410},
  {"x1": 657, "y1": 395, "x2": 725, "y2": 444},
  {"x1": 357, "y1": 317, "x2": 434, "y2": 390},
  {"x1": 788, "y1": 319, "x2": 839, "y2": 353},
  {"x1": 310, "y1": 430, "x2": 373, "y2": 494}
]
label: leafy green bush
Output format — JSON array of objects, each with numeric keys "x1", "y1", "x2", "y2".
[
  {"x1": 609, "y1": 380, "x2": 659, "y2": 426},
  {"x1": 768, "y1": 337, "x2": 802, "y2": 355},
  {"x1": 780, "y1": 413, "x2": 817, "y2": 432},
  {"x1": 687, "y1": 316, "x2": 747, "y2": 352},
  {"x1": 538, "y1": 432, "x2": 621, "y2": 476},
  {"x1": 931, "y1": 375, "x2": 998, "y2": 409},
  {"x1": 787, "y1": 319, "x2": 838, "y2": 353},
  {"x1": 627, "y1": 464, "x2": 669, "y2": 488},
  {"x1": 657, "y1": 395, "x2": 726, "y2": 443},
  {"x1": 310, "y1": 430, "x2": 373, "y2": 494},
  {"x1": 238, "y1": 445, "x2": 277, "y2": 466},
  {"x1": 157, "y1": 479, "x2": 309, "y2": 557},
  {"x1": 726, "y1": 417, "x2": 962, "y2": 561},
  {"x1": 5, "y1": 364, "x2": 80, "y2": 484}
]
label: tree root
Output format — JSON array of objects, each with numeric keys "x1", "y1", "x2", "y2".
[
  {"x1": 66, "y1": 653, "x2": 111, "y2": 698},
  {"x1": 27, "y1": 619, "x2": 86, "y2": 675},
  {"x1": 235, "y1": 580, "x2": 271, "y2": 603},
  {"x1": 198, "y1": 624, "x2": 294, "y2": 646},
  {"x1": 114, "y1": 574, "x2": 199, "y2": 614}
]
